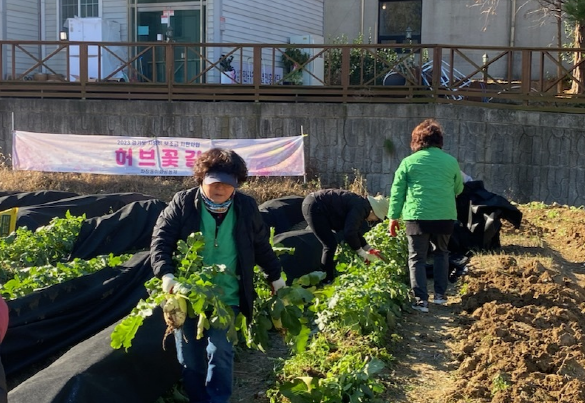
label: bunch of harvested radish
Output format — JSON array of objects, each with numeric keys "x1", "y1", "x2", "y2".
[{"x1": 162, "y1": 293, "x2": 188, "y2": 345}]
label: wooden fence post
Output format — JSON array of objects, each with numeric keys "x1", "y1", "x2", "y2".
[
  {"x1": 166, "y1": 44, "x2": 174, "y2": 101},
  {"x1": 80, "y1": 44, "x2": 88, "y2": 100},
  {"x1": 253, "y1": 46, "x2": 262, "y2": 102},
  {"x1": 341, "y1": 47, "x2": 350, "y2": 102},
  {"x1": 521, "y1": 49, "x2": 532, "y2": 105},
  {"x1": 432, "y1": 46, "x2": 442, "y2": 102}
]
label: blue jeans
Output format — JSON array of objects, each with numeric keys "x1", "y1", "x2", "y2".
[
  {"x1": 407, "y1": 233, "x2": 450, "y2": 302},
  {"x1": 174, "y1": 307, "x2": 238, "y2": 403}
]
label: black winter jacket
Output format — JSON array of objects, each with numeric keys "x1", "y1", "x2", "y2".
[
  {"x1": 151, "y1": 187, "x2": 282, "y2": 320},
  {"x1": 310, "y1": 189, "x2": 371, "y2": 250}
]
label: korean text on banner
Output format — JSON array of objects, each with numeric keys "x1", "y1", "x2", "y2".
[{"x1": 12, "y1": 131, "x2": 305, "y2": 177}]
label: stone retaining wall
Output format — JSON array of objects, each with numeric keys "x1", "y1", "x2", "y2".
[{"x1": 1, "y1": 99, "x2": 583, "y2": 206}]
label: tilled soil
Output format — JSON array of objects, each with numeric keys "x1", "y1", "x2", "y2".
[
  {"x1": 386, "y1": 203, "x2": 585, "y2": 403},
  {"x1": 228, "y1": 203, "x2": 585, "y2": 403},
  {"x1": 9, "y1": 172, "x2": 583, "y2": 402},
  {"x1": 451, "y1": 258, "x2": 585, "y2": 402}
]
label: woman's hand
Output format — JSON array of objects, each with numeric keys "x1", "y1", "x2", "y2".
[
  {"x1": 162, "y1": 273, "x2": 178, "y2": 293},
  {"x1": 388, "y1": 219, "x2": 400, "y2": 237},
  {"x1": 271, "y1": 277, "x2": 286, "y2": 295}
]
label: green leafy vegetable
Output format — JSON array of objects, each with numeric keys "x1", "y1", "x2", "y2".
[
  {"x1": 1, "y1": 253, "x2": 131, "y2": 300},
  {"x1": 111, "y1": 231, "x2": 319, "y2": 355}
]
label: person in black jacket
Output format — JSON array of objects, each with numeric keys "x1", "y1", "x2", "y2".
[
  {"x1": 302, "y1": 189, "x2": 389, "y2": 283},
  {"x1": 0, "y1": 295, "x2": 8, "y2": 403},
  {"x1": 151, "y1": 148, "x2": 285, "y2": 403}
]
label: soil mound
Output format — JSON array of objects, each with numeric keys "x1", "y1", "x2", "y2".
[{"x1": 452, "y1": 256, "x2": 585, "y2": 402}]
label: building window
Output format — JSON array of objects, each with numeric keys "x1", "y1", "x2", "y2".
[
  {"x1": 61, "y1": 0, "x2": 100, "y2": 28},
  {"x1": 378, "y1": 0, "x2": 422, "y2": 45}
]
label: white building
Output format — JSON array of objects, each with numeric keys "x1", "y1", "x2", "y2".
[
  {"x1": 0, "y1": 0, "x2": 324, "y2": 81},
  {"x1": 325, "y1": 0, "x2": 561, "y2": 47},
  {"x1": 324, "y1": 0, "x2": 566, "y2": 79}
]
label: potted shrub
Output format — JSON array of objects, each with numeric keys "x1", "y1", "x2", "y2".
[
  {"x1": 281, "y1": 47, "x2": 310, "y2": 85},
  {"x1": 219, "y1": 54, "x2": 236, "y2": 84}
]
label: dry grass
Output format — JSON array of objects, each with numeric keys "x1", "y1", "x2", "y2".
[
  {"x1": 241, "y1": 176, "x2": 321, "y2": 203},
  {"x1": 0, "y1": 149, "x2": 380, "y2": 204},
  {"x1": 0, "y1": 169, "x2": 190, "y2": 202},
  {"x1": 0, "y1": 155, "x2": 375, "y2": 204},
  {"x1": 0, "y1": 167, "x2": 327, "y2": 204}
]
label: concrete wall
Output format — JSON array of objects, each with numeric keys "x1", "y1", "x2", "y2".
[{"x1": 1, "y1": 99, "x2": 584, "y2": 207}]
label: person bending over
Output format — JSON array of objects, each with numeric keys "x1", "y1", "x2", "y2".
[{"x1": 302, "y1": 189, "x2": 388, "y2": 283}]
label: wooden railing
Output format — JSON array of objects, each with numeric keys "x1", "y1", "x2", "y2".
[{"x1": 1, "y1": 40, "x2": 585, "y2": 112}]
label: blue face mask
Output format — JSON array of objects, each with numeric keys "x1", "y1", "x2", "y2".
[{"x1": 200, "y1": 188, "x2": 234, "y2": 214}]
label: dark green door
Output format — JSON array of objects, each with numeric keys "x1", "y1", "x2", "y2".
[{"x1": 136, "y1": 9, "x2": 201, "y2": 83}]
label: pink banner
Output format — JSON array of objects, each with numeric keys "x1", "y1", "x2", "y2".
[{"x1": 12, "y1": 131, "x2": 305, "y2": 177}]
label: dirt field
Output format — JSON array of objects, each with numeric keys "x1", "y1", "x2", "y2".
[
  {"x1": 384, "y1": 202, "x2": 585, "y2": 403},
  {"x1": 228, "y1": 202, "x2": 585, "y2": 403},
  {"x1": 2, "y1": 169, "x2": 584, "y2": 402}
]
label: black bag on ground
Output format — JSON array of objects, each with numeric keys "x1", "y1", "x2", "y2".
[
  {"x1": 425, "y1": 181, "x2": 522, "y2": 280},
  {"x1": 7, "y1": 308, "x2": 181, "y2": 403},
  {"x1": 0, "y1": 191, "x2": 79, "y2": 211},
  {"x1": 449, "y1": 180, "x2": 522, "y2": 254},
  {"x1": 259, "y1": 196, "x2": 305, "y2": 235},
  {"x1": 457, "y1": 181, "x2": 522, "y2": 228},
  {"x1": 15, "y1": 193, "x2": 157, "y2": 231},
  {"x1": 70, "y1": 199, "x2": 167, "y2": 260}
]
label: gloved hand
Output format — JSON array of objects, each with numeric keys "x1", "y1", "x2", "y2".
[
  {"x1": 162, "y1": 273, "x2": 191, "y2": 295},
  {"x1": 357, "y1": 248, "x2": 381, "y2": 263},
  {"x1": 271, "y1": 277, "x2": 286, "y2": 295},
  {"x1": 368, "y1": 248, "x2": 385, "y2": 261},
  {"x1": 162, "y1": 273, "x2": 178, "y2": 293},
  {"x1": 363, "y1": 244, "x2": 385, "y2": 261},
  {"x1": 389, "y1": 219, "x2": 400, "y2": 237}
]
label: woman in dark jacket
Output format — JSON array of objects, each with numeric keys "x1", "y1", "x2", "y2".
[
  {"x1": 302, "y1": 189, "x2": 389, "y2": 283},
  {"x1": 151, "y1": 148, "x2": 284, "y2": 403},
  {"x1": 0, "y1": 296, "x2": 8, "y2": 403}
]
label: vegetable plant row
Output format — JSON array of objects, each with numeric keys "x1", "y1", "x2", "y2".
[
  {"x1": 268, "y1": 220, "x2": 410, "y2": 402},
  {"x1": 113, "y1": 220, "x2": 411, "y2": 402},
  {"x1": 0, "y1": 211, "x2": 411, "y2": 402},
  {"x1": 0, "y1": 212, "x2": 131, "y2": 300}
]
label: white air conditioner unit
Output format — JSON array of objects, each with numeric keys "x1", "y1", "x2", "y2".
[{"x1": 289, "y1": 34, "x2": 324, "y2": 86}]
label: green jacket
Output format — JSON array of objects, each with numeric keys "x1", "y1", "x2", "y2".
[{"x1": 388, "y1": 147, "x2": 463, "y2": 221}]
